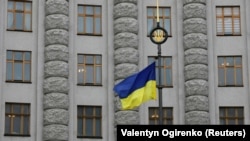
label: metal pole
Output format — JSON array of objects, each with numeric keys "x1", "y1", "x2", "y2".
[
  {"x1": 158, "y1": 43, "x2": 163, "y2": 125},
  {"x1": 156, "y1": 22, "x2": 163, "y2": 125}
]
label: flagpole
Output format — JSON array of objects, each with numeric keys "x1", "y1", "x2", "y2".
[
  {"x1": 157, "y1": 39, "x2": 163, "y2": 125},
  {"x1": 149, "y1": 0, "x2": 168, "y2": 125}
]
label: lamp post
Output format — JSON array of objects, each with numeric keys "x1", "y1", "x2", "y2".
[{"x1": 149, "y1": 0, "x2": 168, "y2": 125}]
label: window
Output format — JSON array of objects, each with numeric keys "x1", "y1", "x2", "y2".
[
  {"x1": 77, "y1": 54, "x2": 102, "y2": 86},
  {"x1": 147, "y1": 7, "x2": 171, "y2": 36},
  {"x1": 149, "y1": 107, "x2": 173, "y2": 125},
  {"x1": 6, "y1": 50, "x2": 31, "y2": 83},
  {"x1": 5, "y1": 103, "x2": 30, "y2": 136},
  {"x1": 216, "y1": 6, "x2": 241, "y2": 36},
  {"x1": 7, "y1": 0, "x2": 32, "y2": 31},
  {"x1": 219, "y1": 107, "x2": 244, "y2": 125},
  {"x1": 77, "y1": 5, "x2": 102, "y2": 35},
  {"x1": 218, "y1": 56, "x2": 243, "y2": 87},
  {"x1": 148, "y1": 56, "x2": 173, "y2": 87},
  {"x1": 77, "y1": 106, "x2": 102, "y2": 138}
]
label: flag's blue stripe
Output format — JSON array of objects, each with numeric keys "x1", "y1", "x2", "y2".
[{"x1": 113, "y1": 62, "x2": 156, "y2": 99}]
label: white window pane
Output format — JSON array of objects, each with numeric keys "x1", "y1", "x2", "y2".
[
  {"x1": 147, "y1": 8, "x2": 153, "y2": 16},
  {"x1": 15, "y1": 52, "x2": 23, "y2": 60},
  {"x1": 78, "y1": 6, "x2": 83, "y2": 14},
  {"x1": 236, "y1": 68, "x2": 243, "y2": 85},
  {"x1": 96, "y1": 67, "x2": 101, "y2": 84},
  {"x1": 164, "y1": 19, "x2": 170, "y2": 34},
  {"x1": 77, "y1": 17, "x2": 83, "y2": 33},
  {"x1": 218, "y1": 68, "x2": 225, "y2": 86},
  {"x1": 16, "y1": 13, "x2": 23, "y2": 30},
  {"x1": 147, "y1": 19, "x2": 153, "y2": 35},
  {"x1": 224, "y1": 18, "x2": 232, "y2": 34},
  {"x1": 25, "y1": 52, "x2": 31, "y2": 61},
  {"x1": 216, "y1": 18, "x2": 223, "y2": 33},
  {"x1": 233, "y1": 7, "x2": 240, "y2": 16},
  {"x1": 16, "y1": 2, "x2": 23, "y2": 10},
  {"x1": 166, "y1": 69, "x2": 172, "y2": 85},
  {"x1": 233, "y1": 18, "x2": 240, "y2": 34},
  {"x1": 77, "y1": 66, "x2": 84, "y2": 83},
  {"x1": 14, "y1": 63, "x2": 22, "y2": 80},
  {"x1": 95, "y1": 18, "x2": 101, "y2": 34},
  {"x1": 8, "y1": 1, "x2": 13, "y2": 9},
  {"x1": 25, "y1": 3, "x2": 31, "y2": 11},
  {"x1": 95, "y1": 7, "x2": 101, "y2": 15},
  {"x1": 86, "y1": 66, "x2": 94, "y2": 83},
  {"x1": 86, "y1": 6, "x2": 93, "y2": 15},
  {"x1": 7, "y1": 51, "x2": 13, "y2": 60},
  {"x1": 216, "y1": 8, "x2": 222, "y2": 16},
  {"x1": 86, "y1": 119, "x2": 93, "y2": 136},
  {"x1": 24, "y1": 64, "x2": 31, "y2": 81},
  {"x1": 5, "y1": 115, "x2": 11, "y2": 134},
  {"x1": 86, "y1": 17, "x2": 93, "y2": 33},
  {"x1": 224, "y1": 7, "x2": 231, "y2": 16},
  {"x1": 6, "y1": 63, "x2": 12, "y2": 80},
  {"x1": 13, "y1": 116, "x2": 21, "y2": 134},
  {"x1": 77, "y1": 118, "x2": 83, "y2": 136},
  {"x1": 86, "y1": 56, "x2": 93, "y2": 64},
  {"x1": 8, "y1": 12, "x2": 14, "y2": 29},
  {"x1": 23, "y1": 116, "x2": 29, "y2": 134},
  {"x1": 25, "y1": 14, "x2": 31, "y2": 30},
  {"x1": 226, "y1": 68, "x2": 234, "y2": 85}
]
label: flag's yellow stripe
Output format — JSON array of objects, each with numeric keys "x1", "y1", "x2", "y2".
[{"x1": 120, "y1": 80, "x2": 157, "y2": 110}]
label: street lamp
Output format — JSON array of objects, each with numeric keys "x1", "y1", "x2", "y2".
[{"x1": 149, "y1": 0, "x2": 168, "y2": 125}]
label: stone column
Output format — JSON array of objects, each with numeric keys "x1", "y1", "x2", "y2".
[
  {"x1": 43, "y1": 0, "x2": 70, "y2": 140},
  {"x1": 113, "y1": 0, "x2": 139, "y2": 125},
  {"x1": 183, "y1": 0, "x2": 209, "y2": 124}
]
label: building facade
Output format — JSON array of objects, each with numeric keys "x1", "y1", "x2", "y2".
[{"x1": 0, "y1": 0, "x2": 250, "y2": 141}]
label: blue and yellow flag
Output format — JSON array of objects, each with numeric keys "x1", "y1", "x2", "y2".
[{"x1": 113, "y1": 62, "x2": 157, "y2": 110}]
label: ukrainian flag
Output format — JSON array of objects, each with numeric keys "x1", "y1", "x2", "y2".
[{"x1": 113, "y1": 62, "x2": 157, "y2": 110}]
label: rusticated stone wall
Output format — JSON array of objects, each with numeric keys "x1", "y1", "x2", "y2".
[
  {"x1": 183, "y1": 0, "x2": 209, "y2": 124},
  {"x1": 113, "y1": 0, "x2": 139, "y2": 125},
  {"x1": 43, "y1": 0, "x2": 69, "y2": 140}
]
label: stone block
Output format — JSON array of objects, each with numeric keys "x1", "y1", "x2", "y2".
[
  {"x1": 184, "y1": 48, "x2": 207, "y2": 65},
  {"x1": 185, "y1": 96, "x2": 209, "y2": 112},
  {"x1": 44, "y1": 61, "x2": 69, "y2": 78},
  {"x1": 43, "y1": 93, "x2": 69, "y2": 110},
  {"x1": 45, "y1": 0, "x2": 68, "y2": 16},
  {"x1": 184, "y1": 64, "x2": 208, "y2": 81},
  {"x1": 45, "y1": 14, "x2": 69, "y2": 30},
  {"x1": 114, "y1": 17, "x2": 138, "y2": 34},
  {"x1": 185, "y1": 79, "x2": 208, "y2": 96},
  {"x1": 44, "y1": 109, "x2": 69, "y2": 125},
  {"x1": 183, "y1": 33, "x2": 207, "y2": 50},
  {"x1": 114, "y1": 47, "x2": 139, "y2": 65},
  {"x1": 114, "y1": 0, "x2": 137, "y2": 5},
  {"x1": 183, "y1": 0, "x2": 206, "y2": 5},
  {"x1": 45, "y1": 44, "x2": 69, "y2": 62},
  {"x1": 43, "y1": 124, "x2": 68, "y2": 140},
  {"x1": 45, "y1": 29, "x2": 69, "y2": 46},
  {"x1": 115, "y1": 110, "x2": 139, "y2": 125},
  {"x1": 43, "y1": 77, "x2": 69, "y2": 94},
  {"x1": 114, "y1": 32, "x2": 138, "y2": 49},
  {"x1": 183, "y1": 18, "x2": 207, "y2": 35},
  {"x1": 183, "y1": 3, "x2": 206, "y2": 20},
  {"x1": 114, "y1": 63, "x2": 138, "y2": 80},
  {"x1": 113, "y1": 3, "x2": 137, "y2": 19},
  {"x1": 185, "y1": 111, "x2": 210, "y2": 124}
]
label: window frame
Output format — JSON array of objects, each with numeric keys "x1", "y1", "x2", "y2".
[
  {"x1": 77, "y1": 4, "x2": 102, "y2": 36},
  {"x1": 77, "y1": 54, "x2": 102, "y2": 86},
  {"x1": 216, "y1": 6, "x2": 241, "y2": 36},
  {"x1": 217, "y1": 56, "x2": 243, "y2": 87},
  {"x1": 219, "y1": 107, "x2": 244, "y2": 125},
  {"x1": 4, "y1": 102, "x2": 31, "y2": 136},
  {"x1": 77, "y1": 105, "x2": 102, "y2": 138},
  {"x1": 148, "y1": 56, "x2": 173, "y2": 88},
  {"x1": 148, "y1": 107, "x2": 173, "y2": 125},
  {"x1": 147, "y1": 6, "x2": 171, "y2": 37},
  {"x1": 6, "y1": 50, "x2": 32, "y2": 83},
  {"x1": 7, "y1": 0, "x2": 32, "y2": 32}
]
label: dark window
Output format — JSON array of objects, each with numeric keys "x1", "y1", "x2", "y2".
[
  {"x1": 149, "y1": 107, "x2": 173, "y2": 125},
  {"x1": 219, "y1": 107, "x2": 244, "y2": 125}
]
